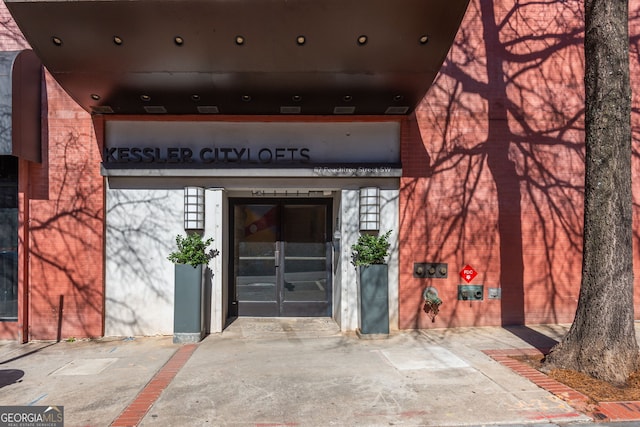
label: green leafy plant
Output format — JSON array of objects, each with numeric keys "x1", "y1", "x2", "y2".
[
  {"x1": 167, "y1": 233, "x2": 218, "y2": 267},
  {"x1": 350, "y1": 230, "x2": 392, "y2": 266}
]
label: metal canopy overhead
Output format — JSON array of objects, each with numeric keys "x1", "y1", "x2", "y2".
[{"x1": 5, "y1": 0, "x2": 469, "y2": 116}]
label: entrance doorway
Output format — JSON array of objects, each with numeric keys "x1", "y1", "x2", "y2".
[{"x1": 229, "y1": 199, "x2": 332, "y2": 317}]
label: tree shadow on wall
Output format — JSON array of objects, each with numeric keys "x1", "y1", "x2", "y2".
[
  {"x1": 400, "y1": 0, "x2": 640, "y2": 329},
  {"x1": 0, "y1": 12, "x2": 30, "y2": 51},
  {"x1": 24, "y1": 117, "x2": 197, "y2": 337},
  {"x1": 26, "y1": 128, "x2": 105, "y2": 340},
  {"x1": 104, "y1": 189, "x2": 182, "y2": 336}
]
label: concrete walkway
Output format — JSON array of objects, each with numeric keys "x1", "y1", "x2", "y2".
[{"x1": 0, "y1": 319, "x2": 634, "y2": 426}]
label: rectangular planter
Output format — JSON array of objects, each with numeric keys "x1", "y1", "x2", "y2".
[
  {"x1": 358, "y1": 264, "x2": 389, "y2": 337},
  {"x1": 174, "y1": 263, "x2": 205, "y2": 344}
]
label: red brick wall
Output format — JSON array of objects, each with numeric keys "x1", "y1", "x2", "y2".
[
  {"x1": 2, "y1": 0, "x2": 640, "y2": 337},
  {"x1": 0, "y1": 3, "x2": 104, "y2": 340},
  {"x1": 399, "y1": 0, "x2": 640, "y2": 328},
  {"x1": 0, "y1": 5, "x2": 27, "y2": 340},
  {"x1": 26, "y1": 73, "x2": 104, "y2": 340}
]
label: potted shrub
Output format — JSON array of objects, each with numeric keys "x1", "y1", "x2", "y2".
[
  {"x1": 168, "y1": 233, "x2": 217, "y2": 343},
  {"x1": 351, "y1": 230, "x2": 391, "y2": 337}
]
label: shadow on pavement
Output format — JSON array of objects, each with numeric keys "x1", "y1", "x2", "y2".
[
  {"x1": 504, "y1": 325, "x2": 559, "y2": 353},
  {"x1": 0, "y1": 369, "x2": 24, "y2": 388},
  {"x1": 0, "y1": 342, "x2": 57, "y2": 365}
]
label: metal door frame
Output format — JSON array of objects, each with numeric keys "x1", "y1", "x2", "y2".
[{"x1": 228, "y1": 198, "x2": 333, "y2": 318}]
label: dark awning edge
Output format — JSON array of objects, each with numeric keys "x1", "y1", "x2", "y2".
[{"x1": 5, "y1": 0, "x2": 469, "y2": 117}]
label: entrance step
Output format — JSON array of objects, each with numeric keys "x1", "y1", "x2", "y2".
[{"x1": 222, "y1": 317, "x2": 341, "y2": 339}]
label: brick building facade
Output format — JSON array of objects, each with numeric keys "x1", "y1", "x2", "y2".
[{"x1": 0, "y1": 0, "x2": 639, "y2": 341}]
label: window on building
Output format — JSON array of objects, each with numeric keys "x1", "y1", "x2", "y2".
[{"x1": 0, "y1": 156, "x2": 18, "y2": 320}]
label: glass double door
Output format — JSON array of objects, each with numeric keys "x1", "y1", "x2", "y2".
[{"x1": 231, "y1": 199, "x2": 332, "y2": 317}]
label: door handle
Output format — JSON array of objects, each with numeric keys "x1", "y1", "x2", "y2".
[{"x1": 274, "y1": 250, "x2": 280, "y2": 267}]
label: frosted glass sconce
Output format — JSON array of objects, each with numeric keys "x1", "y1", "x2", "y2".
[
  {"x1": 184, "y1": 187, "x2": 205, "y2": 230},
  {"x1": 359, "y1": 187, "x2": 380, "y2": 231}
]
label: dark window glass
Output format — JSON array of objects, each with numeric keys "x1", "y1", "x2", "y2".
[{"x1": 0, "y1": 156, "x2": 18, "y2": 320}]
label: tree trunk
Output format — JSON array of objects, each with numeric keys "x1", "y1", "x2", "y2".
[{"x1": 543, "y1": 0, "x2": 637, "y2": 385}]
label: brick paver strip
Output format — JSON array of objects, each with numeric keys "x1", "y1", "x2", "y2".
[
  {"x1": 483, "y1": 348, "x2": 640, "y2": 422},
  {"x1": 110, "y1": 344, "x2": 197, "y2": 427},
  {"x1": 596, "y1": 401, "x2": 640, "y2": 421}
]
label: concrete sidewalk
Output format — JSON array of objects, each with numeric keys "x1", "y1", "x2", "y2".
[{"x1": 0, "y1": 319, "x2": 628, "y2": 426}]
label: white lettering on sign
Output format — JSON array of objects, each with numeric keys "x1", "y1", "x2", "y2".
[
  {"x1": 313, "y1": 166, "x2": 394, "y2": 176},
  {"x1": 459, "y1": 265, "x2": 478, "y2": 283}
]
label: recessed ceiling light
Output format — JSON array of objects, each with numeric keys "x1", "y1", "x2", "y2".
[
  {"x1": 419, "y1": 35, "x2": 429, "y2": 45},
  {"x1": 280, "y1": 106, "x2": 301, "y2": 114},
  {"x1": 197, "y1": 106, "x2": 219, "y2": 114},
  {"x1": 140, "y1": 94, "x2": 151, "y2": 102},
  {"x1": 191, "y1": 94, "x2": 201, "y2": 101},
  {"x1": 334, "y1": 106, "x2": 356, "y2": 114},
  {"x1": 385, "y1": 106, "x2": 410, "y2": 115},
  {"x1": 144, "y1": 106, "x2": 167, "y2": 114},
  {"x1": 52, "y1": 36, "x2": 63, "y2": 46},
  {"x1": 174, "y1": 36, "x2": 184, "y2": 46},
  {"x1": 241, "y1": 95, "x2": 251, "y2": 102},
  {"x1": 91, "y1": 106, "x2": 114, "y2": 114},
  {"x1": 235, "y1": 35, "x2": 245, "y2": 45},
  {"x1": 90, "y1": 94, "x2": 101, "y2": 101},
  {"x1": 343, "y1": 95, "x2": 353, "y2": 102},
  {"x1": 292, "y1": 95, "x2": 302, "y2": 102},
  {"x1": 296, "y1": 35, "x2": 306, "y2": 46},
  {"x1": 113, "y1": 36, "x2": 123, "y2": 45},
  {"x1": 393, "y1": 95, "x2": 404, "y2": 102},
  {"x1": 357, "y1": 35, "x2": 368, "y2": 46}
]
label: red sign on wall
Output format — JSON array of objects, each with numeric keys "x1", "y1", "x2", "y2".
[{"x1": 459, "y1": 265, "x2": 477, "y2": 283}]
